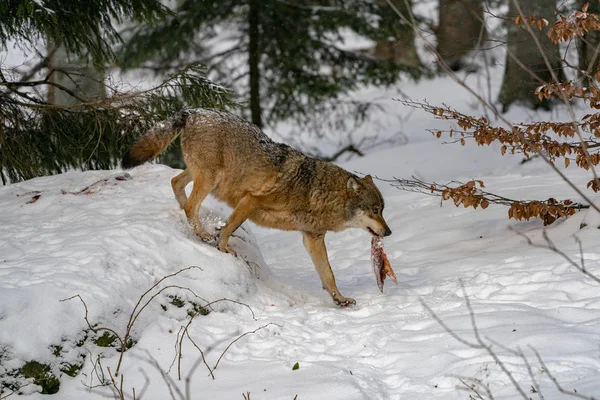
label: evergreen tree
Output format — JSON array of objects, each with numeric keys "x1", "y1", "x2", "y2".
[
  {"x1": 119, "y1": 0, "x2": 422, "y2": 131},
  {"x1": 0, "y1": 0, "x2": 234, "y2": 185}
]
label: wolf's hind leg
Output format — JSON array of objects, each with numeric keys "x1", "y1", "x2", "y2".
[
  {"x1": 302, "y1": 232, "x2": 355, "y2": 307},
  {"x1": 183, "y1": 175, "x2": 213, "y2": 240},
  {"x1": 218, "y1": 194, "x2": 260, "y2": 255},
  {"x1": 171, "y1": 169, "x2": 192, "y2": 209}
]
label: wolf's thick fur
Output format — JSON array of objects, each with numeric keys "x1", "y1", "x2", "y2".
[{"x1": 122, "y1": 109, "x2": 391, "y2": 306}]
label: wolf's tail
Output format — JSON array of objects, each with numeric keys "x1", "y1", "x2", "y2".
[{"x1": 121, "y1": 111, "x2": 188, "y2": 169}]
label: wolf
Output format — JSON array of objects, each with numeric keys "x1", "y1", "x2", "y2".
[{"x1": 121, "y1": 109, "x2": 392, "y2": 306}]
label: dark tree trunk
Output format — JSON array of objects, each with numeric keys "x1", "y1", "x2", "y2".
[
  {"x1": 437, "y1": 0, "x2": 484, "y2": 71},
  {"x1": 499, "y1": 0, "x2": 564, "y2": 111},
  {"x1": 248, "y1": 0, "x2": 262, "y2": 128},
  {"x1": 374, "y1": 0, "x2": 421, "y2": 68},
  {"x1": 373, "y1": 0, "x2": 421, "y2": 68},
  {"x1": 577, "y1": 0, "x2": 600, "y2": 82}
]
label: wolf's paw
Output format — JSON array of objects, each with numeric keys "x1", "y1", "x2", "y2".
[
  {"x1": 218, "y1": 242, "x2": 237, "y2": 257},
  {"x1": 200, "y1": 234, "x2": 217, "y2": 245},
  {"x1": 334, "y1": 297, "x2": 356, "y2": 308},
  {"x1": 195, "y1": 230, "x2": 214, "y2": 241},
  {"x1": 189, "y1": 220, "x2": 213, "y2": 241}
]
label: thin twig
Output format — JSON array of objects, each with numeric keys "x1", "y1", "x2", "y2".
[
  {"x1": 530, "y1": 346, "x2": 597, "y2": 400},
  {"x1": 212, "y1": 323, "x2": 280, "y2": 372},
  {"x1": 60, "y1": 295, "x2": 126, "y2": 349},
  {"x1": 185, "y1": 330, "x2": 214, "y2": 379},
  {"x1": 512, "y1": 229, "x2": 600, "y2": 284},
  {"x1": 421, "y1": 281, "x2": 530, "y2": 399},
  {"x1": 384, "y1": 175, "x2": 588, "y2": 211},
  {"x1": 510, "y1": 0, "x2": 600, "y2": 196},
  {"x1": 384, "y1": 0, "x2": 600, "y2": 216},
  {"x1": 517, "y1": 347, "x2": 545, "y2": 400}
]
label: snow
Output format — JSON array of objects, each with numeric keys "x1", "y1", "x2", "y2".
[
  {"x1": 3, "y1": 9, "x2": 600, "y2": 400},
  {"x1": 2, "y1": 129, "x2": 600, "y2": 399}
]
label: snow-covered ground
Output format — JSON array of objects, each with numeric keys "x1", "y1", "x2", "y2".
[
  {"x1": 3, "y1": 14, "x2": 600, "y2": 398},
  {"x1": 2, "y1": 114, "x2": 600, "y2": 400}
]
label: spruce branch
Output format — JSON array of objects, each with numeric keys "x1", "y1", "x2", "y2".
[{"x1": 0, "y1": 63, "x2": 234, "y2": 184}]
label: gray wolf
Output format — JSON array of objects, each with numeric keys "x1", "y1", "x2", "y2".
[{"x1": 121, "y1": 109, "x2": 391, "y2": 306}]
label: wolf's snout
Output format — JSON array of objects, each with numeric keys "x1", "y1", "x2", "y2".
[{"x1": 383, "y1": 226, "x2": 392, "y2": 237}]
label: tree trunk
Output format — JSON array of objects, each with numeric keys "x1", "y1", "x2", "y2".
[
  {"x1": 499, "y1": 0, "x2": 563, "y2": 111},
  {"x1": 47, "y1": 44, "x2": 105, "y2": 106},
  {"x1": 374, "y1": 0, "x2": 421, "y2": 69},
  {"x1": 437, "y1": 0, "x2": 484, "y2": 71},
  {"x1": 248, "y1": 0, "x2": 262, "y2": 128},
  {"x1": 577, "y1": 0, "x2": 600, "y2": 82}
]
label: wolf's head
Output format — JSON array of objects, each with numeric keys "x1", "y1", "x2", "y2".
[{"x1": 346, "y1": 175, "x2": 392, "y2": 237}]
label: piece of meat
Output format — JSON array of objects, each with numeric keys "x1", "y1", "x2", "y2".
[{"x1": 371, "y1": 237, "x2": 398, "y2": 293}]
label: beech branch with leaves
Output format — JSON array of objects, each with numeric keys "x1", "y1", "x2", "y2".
[
  {"x1": 394, "y1": 3, "x2": 600, "y2": 225},
  {"x1": 399, "y1": 99, "x2": 600, "y2": 193},
  {"x1": 387, "y1": 177, "x2": 587, "y2": 226}
]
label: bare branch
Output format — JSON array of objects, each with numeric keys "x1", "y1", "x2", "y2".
[
  {"x1": 384, "y1": 175, "x2": 586, "y2": 225},
  {"x1": 320, "y1": 144, "x2": 364, "y2": 162},
  {"x1": 212, "y1": 323, "x2": 280, "y2": 372},
  {"x1": 421, "y1": 281, "x2": 531, "y2": 399},
  {"x1": 531, "y1": 346, "x2": 597, "y2": 400},
  {"x1": 384, "y1": 0, "x2": 600, "y2": 216},
  {"x1": 512, "y1": 229, "x2": 600, "y2": 285}
]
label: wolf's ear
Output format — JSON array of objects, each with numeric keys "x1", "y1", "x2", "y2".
[
  {"x1": 347, "y1": 176, "x2": 362, "y2": 195},
  {"x1": 363, "y1": 175, "x2": 373, "y2": 184}
]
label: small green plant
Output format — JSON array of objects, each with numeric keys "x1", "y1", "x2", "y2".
[
  {"x1": 50, "y1": 345, "x2": 62, "y2": 358},
  {"x1": 20, "y1": 361, "x2": 60, "y2": 394},
  {"x1": 75, "y1": 330, "x2": 89, "y2": 347},
  {"x1": 60, "y1": 362, "x2": 82, "y2": 378},
  {"x1": 164, "y1": 294, "x2": 211, "y2": 317},
  {"x1": 94, "y1": 332, "x2": 117, "y2": 347},
  {"x1": 116, "y1": 337, "x2": 137, "y2": 353},
  {"x1": 188, "y1": 301, "x2": 210, "y2": 317},
  {"x1": 168, "y1": 295, "x2": 186, "y2": 308},
  {"x1": 292, "y1": 362, "x2": 299, "y2": 371}
]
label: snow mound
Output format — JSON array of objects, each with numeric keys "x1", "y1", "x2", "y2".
[
  {"x1": 2, "y1": 160, "x2": 600, "y2": 399},
  {"x1": 0, "y1": 165, "x2": 303, "y2": 397}
]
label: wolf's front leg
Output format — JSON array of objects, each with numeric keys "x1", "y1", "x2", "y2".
[
  {"x1": 302, "y1": 232, "x2": 356, "y2": 307},
  {"x1": 218, "y1": 194, "x2": 260, "y2": 255},
  {"x1": 183, "y1": 176, "x2": 213, "y2": 241}
]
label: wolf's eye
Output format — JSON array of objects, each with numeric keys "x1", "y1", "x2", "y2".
[{"x1": 372, "y1": 208, "x2": 379, "y2": 214}]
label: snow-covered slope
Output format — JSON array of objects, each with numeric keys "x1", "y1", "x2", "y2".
[
  {"x1": 2, "y1": 145, "x2": 600, "y2": 399},
  {"x1": 5, "y1": 2, "x2": 600, "y2": 397}
]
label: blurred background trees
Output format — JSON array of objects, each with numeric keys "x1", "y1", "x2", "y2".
[
  {"x1": 498, "y1": 0, "x2": 564, "y2": 111},
  {"x1": 2, "y1": 0, "x2": 599, "y2": 184},
  {"x1": 436, "y1": 0, "x2": 484, "y2": 71},
  {"x1": 0, "y1": 0, "x2": 234, "y2": 184},
  {"x1": 119, "y1": 0, "x2": 423, "y2": 131},
  {"x1": 577, "y1": 0, "x2": 600, "y2": 82}
]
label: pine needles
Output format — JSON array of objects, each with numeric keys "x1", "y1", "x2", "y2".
[{"x1": 0, "y1": 64, "x2": 234, "y2": 184}]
